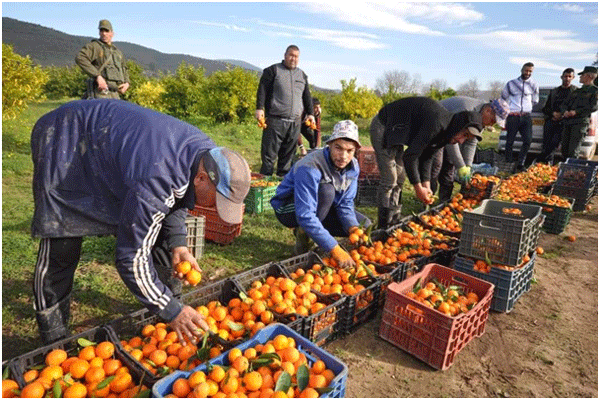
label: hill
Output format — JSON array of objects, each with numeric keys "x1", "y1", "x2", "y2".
[{"x1": 2, "y1": 17, "x2": 262, "y2": 75}]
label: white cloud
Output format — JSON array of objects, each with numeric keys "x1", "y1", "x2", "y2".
[
  {"x1": 258, "y1": 21, "x2": 386, "y2": 50},
  {"x1": 190, "y1": 20, "x2": 250, "y2": 32},
  {"x1": 553, "y1": 4, "x2": 584, "y2": 13},
  {"x1": 460, "y1": 29, "x2": 596, "y2": 55},
  {"x1": 508, "y1": 57, "x2": 565, "y2": 72},
  {"x1": 299, "y1": 3, "x2": 449, "y2": 36},
  {"x1": 259, "y1": 30, "x2": 294, "y2": 38}
]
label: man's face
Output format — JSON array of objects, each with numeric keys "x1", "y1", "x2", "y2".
[
  {"x1": 283, "y1": 49, "x2": 300, "y2": 69},
  {"x1": 194, "y1": 169, "x2": 217, "y2": 208},
  {"x1": 450, "y1": 130, "x2": 475, "y2": 145},
  {"x1": 521, "y1": 66, "x2": 534, "y2": 80},
  {"x1": 580, "y1": 73, "x2": 595, "y2": 85},
  {"x1": 481, "y1": 105, "x2": 496, "y2": 127},
  {"x1": 329, "y1": 139, "x2": 357, "y2": 169},
  {"x1": 561, "y1": 72, "x2": 575, "y2": 87},
  {"x1": 313, "y1": 104, "x2": 321, "y2": 116},
  {"x1": 99, "y1": 28, "x2": 114, "y2": 44}
]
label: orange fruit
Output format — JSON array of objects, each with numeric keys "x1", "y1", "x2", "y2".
[
  {"x1": 308, "y1": 374, "x2": 327, "y2": 388},
  {"x1": 23, "y1": 369, "x2": 40, "y2": 384},
  {"x1": 95, "y1": 341, "x2": 115, "y2": 359},
  {"x1": 69, "y1": 359, "x2": 90, "y2": 379},
  {"x1": 40, "y1": 365, "x2": 63, "y2": 381},
  {"x1": 311, "y1": 360, "x2": 326, "y2": 374},
  {"x1": 243, "y1": 371, "x2": 263, "y2": 391},
  {"x1": 535, "y1": 246, "x2": 544, "y2": 255},
  {"x1": 186, "y1": 269, "x2": 202, "y2": 286},
  {"x1": 141, "y1": 324, "x2": 156, "y2": 337},
  {"x1": 206, "y1": 380, "x2": 220, "y2": 396},
  {"x1": 566, "y1": 235, "x2": 576, "y2": 242},
  {"x1": 103, "y1": 359, "x2": 122, "y2": 376},
  {"x1": 165, "y1": 355, "x2": 181, "y2": 370},
  {"x1": 89, "y1": 356, "x2": 104, "y2": 369},
  {"x1": 60, "y1": 357, "x2": 79, "y2": 375},
  {"x1": 78, "y1": 346, "x2": 96, "y2": 361},
  {"x1": 299, "y1": 387, "x2": 320, "y2": 398},
  {"x1": 188, "y1": 370, "x2": 207, "y2": 388},
  {"x1": 322, "y1": 369, "x2": 335, "y2": 384},
  {"x1": 45, "y1": 348, "x2": 68, "y2": 366},
  {"x1": 110, "y1": 372, "x2": 133, "y2": 394},
  {"x1": 232, "y1": 356, "x2": 250, "y2": 373},
  {"x1": 193, "y1": 381, "x2": 211, "y2": 397},
  {"x1": 281, "y1": 347, "x2": 300, "y2": 363},
  {"x1": 20, "y1": 381, "x2": 45, "y2": 398},
  {"x1": 209, "y1": 365, "x2": 226, "y2": 383},
  {"x1": 84, "y1": 366, "x2": 105, "y2": 384},
  {"x1": 228, "y1": 348, "x2": 243, "y2": 364},
  {"x1": 2, "y1": 379, "x2": 19, "y2": 398},
  {"x1": 220, "y1": 374, "x2": 239, "y2": 394},
  {"x1": 63, "y1": 381, "x2": 87, "y2": 398},
  {"x1": 172, "y1": 377, "x2": 192, "y2": 397},
  {"x1": 149, "y1": 349, "x2": 168, "y2": 366},
  {"x1": 86, "y1": 380, "x2": 110, "y2": 398},
  {"x1": 243, "y1": 347, "x2": 257, "y2": 360},
  {"x1": 176, "y1": 261, "x2": 192, "y2": 275},
  {"x1": 128, "y1": 336, "x2": 143, "y2": 348}
]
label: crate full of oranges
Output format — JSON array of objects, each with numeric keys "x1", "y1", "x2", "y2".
[
  {"x1": 244, "y1": 173, "x2": 281, "y2": 214},
  {"x1": 379, "y1": 264, "x2": 494, "y2": 370},
  {"x1": 6, "y1": 326, "x2": 149, "y2": 398},
  {"x1": 152, "y1": 323, "x2": 348, "y2": 398}
]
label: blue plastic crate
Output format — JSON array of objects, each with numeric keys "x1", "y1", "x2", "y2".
[
  {"x1": 152, "y1": 323, "x2": 348, "y2": 398},
  {"x1": 452, "y1": 253, "x2": 535, "y2": 313}
]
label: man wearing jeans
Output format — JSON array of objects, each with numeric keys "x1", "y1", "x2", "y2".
[{"x1": 501, "y1": 62, "x2": 539, "y2": 171}]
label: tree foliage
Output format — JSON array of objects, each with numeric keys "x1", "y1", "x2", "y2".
[
  {"x1": 328, "y1": 78, "x2": 382, "y2": 120},
  {"x1": 425, "y1": 87, "x2": 457, "y2": 101},
  {"x1": 43, "y1": 65, "x2": 87, "y2": 99},
  {"x1": 2, "y1": 44, "x2": 48, "y2": 120},
  {"x1": 159, "y1": 62, "x2": 207, "y2": 119},
  {"x1": 202, "y1": 67, "x2": 259, "y2": 122},
  {"x1": 130, "y1": 80, "x2": 167, "y2": 112},
  {"x1": 121, "y1": 60, "x2": 149, "y2": 102}
]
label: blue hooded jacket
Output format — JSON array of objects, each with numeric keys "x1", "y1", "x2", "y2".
[
  {"x1": 270, "y1": 147, "x2": 359, "y2": 251},
  {"x1": 31, "y1": 100, "x2": 216, "y2": 321}
]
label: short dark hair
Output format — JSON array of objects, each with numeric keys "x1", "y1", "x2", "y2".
[
  {"x1": 562, "y1": 68, "x2": 575, "y2": 75},
  {"x1": 312, "y1": 97, "x2": 320, "y2": 105},
  {"x1": 523, "y1": 62, "x2": 534, "y2": 69},
  {"x1": 286, "y1": 45, "x2": 299, "y2": 54}
]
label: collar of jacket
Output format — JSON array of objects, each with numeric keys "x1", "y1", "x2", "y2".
[{"x1": 181, "y1": 150, "x2": 206, "y2": 210}]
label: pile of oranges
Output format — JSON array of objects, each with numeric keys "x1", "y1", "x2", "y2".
[
  {"x1": 526, "y1": 193, "x2": 573, "y2": 209},
  {"x1": 3, "y1": 340, "x2": 148, "y2": 398},
  {"x1": 460, "y1": 174, "x2": 501, "y2": 202},
  {"x1": 288, "y1": 265, "x2": 369, "y2": 298},
  {"x1": 448, "y1": 193, "x2": 483, "y2": 212},
  {"x1": 471, "y1": 252, "x2": 533, "y2": 273},
  {"x1": 496, "y1": 164, "x2": 559, "y2": 203},
  {"x1": 257, "y1": 117, "x2": 267, "y2": 129},
  {"x1": 419, "y1": 206, "x2": 462, "y2": 234},
  {"x1": 404, "y1": 280, "x2": 479, "y2": 317},
  {"x1": 165, "y1": 334, "x2": 336, "y2": 398}
]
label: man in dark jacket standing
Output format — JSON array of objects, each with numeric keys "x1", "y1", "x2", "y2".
[
  {"x1": 537, "y1": 68, "x2": 577, "y2": 163},
  {"x1": 255, "y1": 45, "x2": 315, "y2": 176},
  {"x1": 370, "y1": 97, "x2": 483, "y2": 229},
  {"x1": 31, "y1": 100, "x2": 250, "y2": 344},
  {"x1": 560, "y1": 66, "x2": 598, "y2": 160},
  {"x1": 76, "y1": 19, "x2": 130, "y2": 99}
]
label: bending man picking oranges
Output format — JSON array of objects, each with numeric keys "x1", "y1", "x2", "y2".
[
  {"x1": 270, "y1": 120, "x2": 372, "y2": 267},
  {"x1": 30, "y1": 99, "x2": 250, "y2": 344}
]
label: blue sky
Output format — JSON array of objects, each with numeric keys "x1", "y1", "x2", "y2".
[{"x1": 3, "y1": 2, "x2": 598, "y2": 92}]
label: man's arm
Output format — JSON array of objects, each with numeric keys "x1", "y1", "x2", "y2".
[
  {"x1": 302, "y1": 72, "x2": 314, "y2": 124},
  {"x1": 75, "y1": 42, "x2": 102, "y2": 78},
  {"x1": 255, "y1": 66, "x2": 275, "y2": 119},
  {"x1": 334, "y1": 170, "x2": 360, "y2": 233}
]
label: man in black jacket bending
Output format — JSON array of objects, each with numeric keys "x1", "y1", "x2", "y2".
[
  {"x1": 255, "y1": 45, "x2": 315, "y2": 176},
  {"x1": 369, "y1": 97, "x2": 483, "y2": 229}
]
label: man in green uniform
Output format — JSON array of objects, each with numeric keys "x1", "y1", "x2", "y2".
[
  {"x1": 76, "y1": 19, "x2": 130, "y2": 99},
  {"x1": 560, "y1": 66, "x2": 598, "y2": 159}
]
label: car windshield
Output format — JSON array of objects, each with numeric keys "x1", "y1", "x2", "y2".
[{"x1": 532, "y1": 88, "x2": 551, "y2": 113}]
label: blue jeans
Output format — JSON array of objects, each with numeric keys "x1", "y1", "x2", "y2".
[
  {"x1": 505, "y1": 114, "x2": 532, "y2": 165},
  {"x1": 273, "y1": 182, "x2": 371, "y2": 236}
]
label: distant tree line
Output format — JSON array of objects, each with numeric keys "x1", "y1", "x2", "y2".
[{"x1": 3, "y1": 43, "x2": 511, "y2": 123}]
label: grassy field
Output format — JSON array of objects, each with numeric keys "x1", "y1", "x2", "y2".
[{"x1": 1, "y1": 99, "x2": 500, "y2": 359}]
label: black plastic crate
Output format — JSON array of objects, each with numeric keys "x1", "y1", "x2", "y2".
[
  {"x1": 107, "y1": 278, "x2": 240, "y2": 384},
  {"x1": 416, "y1": 202, "x2": 462, "y2": 239},
  {"x1": 10, "y1": 326, "x2": 149, "y2": 390},
  {"x1": 566, "y1": 158, "x2": 598, "y2": 196},
  {"x1": 555, "y1": 161, "x2": 597, "y2": 190},
  {"x1": 493, "y1": 152, "x2": 516, "y2": 174},
  {"x1": 526, "y1": 198, "x2": 574, "y2": 234},
  {"x1": 272, "y1": 252, "x2": 346, "y2": 346},
  {"x1": 552, "y1": 184, "x2": 595, "y2": 212},
  {"x1": 356, "y1": 176, "x2": 379, "y2": 206},
  {"x1": 452, "y1": 253, "x2": 535, "y2": 313},
  {"x1": 460, "y1": 179, "x2": 500, "y2": 200},
  {"x1": 459, "y1": 200, "x2": 543, "y2": 267},
  {"x1": 338, "y1": 277, "x2": 382, "y2": 334},
  {"x1": 473, "y1": 148, "x2": 496, "y2": 165}
]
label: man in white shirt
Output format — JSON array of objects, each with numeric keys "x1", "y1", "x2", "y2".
[{"x1": 501, "y1": 62, "x2": 539, "y2": 172}]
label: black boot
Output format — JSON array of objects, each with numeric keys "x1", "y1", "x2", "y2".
[
  {"x1": 377, "y1": 207, "x2": 392, "y2": 230},
  {"x1": 389, "y1": 206, "x2": 403, "y2": 227},
  {"x1": 36, "y1": 295, "x2": 71, "y2": 345}
]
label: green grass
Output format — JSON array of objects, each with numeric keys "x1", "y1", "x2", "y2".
[{"x1": 1, "y1": 99, "x2": 499, "y2": 359}]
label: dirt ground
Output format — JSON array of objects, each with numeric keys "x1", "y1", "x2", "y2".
[{"x1": 325, "y1": 197, "x2": 598, "y2": 398}]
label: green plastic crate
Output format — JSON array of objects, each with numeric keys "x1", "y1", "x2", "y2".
[{"x1": 244, "y1": 184, "x2": 279, "y2": 214}]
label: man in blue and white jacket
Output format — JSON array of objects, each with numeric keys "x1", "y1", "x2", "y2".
[
  {"x1": 271, "y1": 120, "x2": 371, "y2": 268},
  {"x1": 31, "y1": 100, "x2": 250, "y2": 344}
]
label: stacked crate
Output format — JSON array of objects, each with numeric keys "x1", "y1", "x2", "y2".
[
  {"x1": 356, "y1": 146, "x2": 380, "y2": 207},
  {"x1": 552, "y1": 159, "x2": 598, "y2": 211}
]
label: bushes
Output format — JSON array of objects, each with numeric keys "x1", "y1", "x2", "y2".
[
  {"x1": 2, "y1": 44, "x2": 48, "y2": 120},
  {"x1": 43, "y1": 65, "x2": 87, "y2": 99},
  {"x1": 159, "y1": 62, "x2": 207, "y2": 120},
  {"x1": 328, "y1": 78, "x2": 382, "y2": 120},
  {"x1": 130, "y1": 80, "x2": 166, "y2": 112},
  {"x1": 203, "y1": 67, "x2": 259, "y2": 123}
]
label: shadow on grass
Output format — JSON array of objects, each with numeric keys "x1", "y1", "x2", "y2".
[{"x1": 2, "y1": 133, "x2": 31, "y2": 155}]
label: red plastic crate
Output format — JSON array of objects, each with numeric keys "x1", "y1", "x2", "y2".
[
  {"x1": 357, "y1": 146, "x2": 380, "y2": 179},
  {"x1": 379, "y1": 263, "x2": 494, "y2": 370},
  {"x1": 189, "y1": 205, "x2": 242, "y2": 245}
]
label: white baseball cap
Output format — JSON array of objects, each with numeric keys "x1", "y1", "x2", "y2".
[{"x1": 326, "y1": 120, "x2": 361, "y2": 148}]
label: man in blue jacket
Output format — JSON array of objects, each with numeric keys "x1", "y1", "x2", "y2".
[
  {"x1": 271, "y1": 120, "x2": 371, "y2": 267},
  {"x1": 31, "y1": 100, "x2": 251, "y2": 344}
]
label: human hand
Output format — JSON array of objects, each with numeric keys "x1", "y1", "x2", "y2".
[
  {"x1": 96, "y1": 76, "x2": 108, "y2": 91},
  {"x1": 172, "y1": 246, "x2": 201, "y2": 285},
  {"x1": 552, "y1": 111, "x2": 562, "y2": 121},
  {"x1": 330, "y1": 245, "x2": 354, "y2": 269},
  {"x1": 457, "y1": 166, "x2": 472, "y2": 184},
  {"x1": 169, "y1": 305, "x2": 210, "y2": 345},
  {"x1": 118, "y1": 82, "x2": 130, "y2": 94},
  {"x1": 414, "y1": 184, "x2": 434, "y2": 204},
  {"x1": 255, "y1": 109, "x2": 265, "y2": 121}
]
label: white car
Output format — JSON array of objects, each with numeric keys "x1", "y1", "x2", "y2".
[{"x1": 497, "y1": 87, "x2": 598, "y2": 160}]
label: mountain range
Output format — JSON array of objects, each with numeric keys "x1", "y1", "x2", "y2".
[{"x1": 2, "y1": 17, "x2": 263, "y2": 75}]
